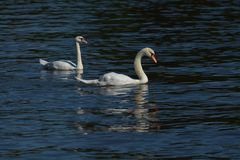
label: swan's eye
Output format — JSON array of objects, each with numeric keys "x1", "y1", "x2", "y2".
[
  {"x1": 78, "y1": 37, "x2": 88, "y2": 44},
  {"x1": 78, "y1": 38, "x2": 84, "y2": 42}
]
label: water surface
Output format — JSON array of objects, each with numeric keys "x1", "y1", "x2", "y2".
[{"x1": 0, "y1": 1, "x2": 240, "y2": 159}]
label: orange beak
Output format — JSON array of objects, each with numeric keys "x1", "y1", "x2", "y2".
[
  {"x1": 82, "y1": 38, "x2": 88, "y2": 44},
  {"x1": 151, "y1": 54, "x2": 157, "y2": 64}
]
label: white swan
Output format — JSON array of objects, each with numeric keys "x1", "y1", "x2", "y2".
[
  {"x1": 39, "y1": 36, "x2": 87, "y2": 71},
  {"x1": 76, "y1": 47, "x2": 157, "y2": 86}
]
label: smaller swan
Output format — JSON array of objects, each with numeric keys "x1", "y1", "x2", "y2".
[
  {"x1": 39, "y1": 36, "x2": 87, "y2": 71},
  {"x1": 76, "y1": 47, "x2": 157, "y2": 86}
]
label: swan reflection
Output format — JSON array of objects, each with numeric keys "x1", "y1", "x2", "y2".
[
  {"x1": 75, "y1": 84, "x2": 161, "y2": 133},
  {"x1": 40, "y1": 70, "x2": 82, "y2": 80},
  {"x1": 100, "y1": 85, "x2": 137, "y2": 96},
  {"x1": 108, "y1": 84, "x2": 160, "y2": 132}
]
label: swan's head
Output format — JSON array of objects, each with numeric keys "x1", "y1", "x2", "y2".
[
  {"x1": 75, "y1": 36, "x2": 88, "y2": 44},
  {"x1": 142, "y1": 47, "x2": 157, "y2": 64}
]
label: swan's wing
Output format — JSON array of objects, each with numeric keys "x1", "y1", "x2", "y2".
[
  {"x1": 45, "y1": 61, "x2": 75, "y2": 70},
  {"x1": 76, "y1": 72, "x2": 139, "y2": 86},
  {"x1": 99, "y1": 72, "x2": 138, "y2": 85},
  {"x1": 61, "y1": 60, "x2": 77, "y2": 67},
  {"x1": 40, "y1": 59, "x2": 76, "y2": 70}
]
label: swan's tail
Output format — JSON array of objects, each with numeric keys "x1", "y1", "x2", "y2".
[
  {"x1": 76, "y1": 77, "x2": 99, "y2": 85},
  {"x1": 39, "y1": 59, "x2": 49, "y2": 65}
]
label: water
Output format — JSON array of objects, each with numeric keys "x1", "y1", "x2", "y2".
[{"x1": 0, "y1": 1, "x2": 240, "y2": 159}]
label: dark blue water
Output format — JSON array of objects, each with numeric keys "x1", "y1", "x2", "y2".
[{"x1": 0, "y1": 1, "x2": 240, "y2": 159}]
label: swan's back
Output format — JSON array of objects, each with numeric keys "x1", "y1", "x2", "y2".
[
  {"x1": 44, "y1": 61, "x2": 75, "y2": 70},
  {"x1": 99, "y1": 72, "x2": 138, "y2": 86}
]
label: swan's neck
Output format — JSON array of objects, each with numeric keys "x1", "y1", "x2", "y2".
[
  {"x1": 134, "y1": 51, "x2": 148, "y2": 84},
  {"x1": 76, "y1": 42, "x2": 83, "y2": 70}
]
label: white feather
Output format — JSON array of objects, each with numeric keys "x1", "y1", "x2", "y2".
[
  {"x1": 39, "y1": 59, "x2": 48, "y2": 65},
  {"x1": 39, "y1": 36, "x2": 86, "y2": 71},
  {"x1": 76, "y1": 48, "x2": 156, "y2": 86}
]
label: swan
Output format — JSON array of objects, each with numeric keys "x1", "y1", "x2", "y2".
[
  {"x1": 39, "y1": 36, "x2": 87, "y2": 71},
  {"x1": 76, "y1": 47, "x2": 157, "y2": 86}
]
